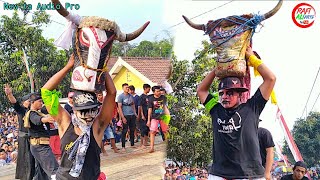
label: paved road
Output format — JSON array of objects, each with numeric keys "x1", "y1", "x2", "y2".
[{"x1": 0, "y1": 136, "x2": 166, "y2": 180}]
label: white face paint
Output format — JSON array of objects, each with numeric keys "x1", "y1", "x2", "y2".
[{"x1": 74, "y1": 107, "x2": 99, "y2": 124}]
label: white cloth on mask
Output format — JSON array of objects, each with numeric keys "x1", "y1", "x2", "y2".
[
  {"x1": 54, "y1": 13, "x2": 82, "y2": 50},
  {"x1": 163, "y1": 80, "x2": 173, "y2": 94}
]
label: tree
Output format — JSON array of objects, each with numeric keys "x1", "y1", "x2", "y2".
[
  {"x1": 166, "y1": 40, "x2": 217, "y2": 167},
  {"x1": 112, "y1": 39, "x2": 173, "y2": 58},
  {"x1": 0, "y1": 1, "x2": 70, "y2": 110},
  {"x1": 282, "y1": 112, "x2": 320, "y2": 167}
]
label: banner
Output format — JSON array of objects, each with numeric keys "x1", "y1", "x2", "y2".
[{"x1": 276, "y1": 106, "x2": 304, "y2": 162}]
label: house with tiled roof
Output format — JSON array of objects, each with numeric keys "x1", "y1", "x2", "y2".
[{"x1": 107, "y1": 56, "x2": 172, "y2": 96}]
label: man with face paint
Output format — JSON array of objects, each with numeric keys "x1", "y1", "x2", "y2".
[
  {"x1": 4, "y1": 84, "x2": 35, "y2": 180},
  {"x1": 197, "y1": 46, "x2": 276, "y2": 180},
  {"x1": 41, "y1": 55, "x2": 116, "y2": 180}
]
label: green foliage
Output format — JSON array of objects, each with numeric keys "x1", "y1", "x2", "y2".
[
  {"x1": 0, "y1": 2, "x2": 71, "y2": 110},
  {"x1": 112, "y1": 39, "x2": 173, "y2": 58},
  {"x1": 166, "y1": 40, "x2": 217, "y2": 167},
  {"x1": 282, "y1": 112, "x2": 320, "y2": 167}
]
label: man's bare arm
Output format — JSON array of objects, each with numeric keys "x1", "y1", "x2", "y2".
[{"x1": 197, "y1": 70, "x2": 216, "y2": 104}]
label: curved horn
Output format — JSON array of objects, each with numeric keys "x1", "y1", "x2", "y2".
[
  {"x1": 119, "y1": 21, "x2": 150, "y2": 42},
  {"x1": 182, "y1": 15, "x2": 205, "y2": 31},
  {"x1": 51, "y1": 0, "x2": 69, "y2": 17},
  {"x1": 263, "y1": 0, "x2": 283, "y2": 20}
]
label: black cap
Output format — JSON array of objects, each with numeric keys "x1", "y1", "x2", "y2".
[
  {"x1": 218, "y1": 77, "x2": 248, "y2": 92},
  {"x1": 293, "y1": 161, "x2": 307, "y2": 170},
  {"x1": 21, "y1": 94, "x2": 31, "y2": 102},
  {"x1": 73, "y1": 90, "x2": 99, "y2": 110},
  {"x1": 30, "y1": 92, "x2": 42, "y2": 102}
]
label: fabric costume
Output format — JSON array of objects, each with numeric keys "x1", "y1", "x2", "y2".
[
  {"x1": 12, "y1": 101, "x2": 35, "y2": 180},
  {"x1": 204, "y1": 89, "x2": 266, "y2": 179},
  {"x1": 41, "y1": 89, "x2": 103, "y2": 179},
  {"x1": 257, "y1": 127, "x2": 275, "y2": 168},
  {"x1": 56, "y1": 122, "x2": 100, "y2": 180},
  {"x1": 25, "y1": 110, "x2": 59, "y2": 179}
]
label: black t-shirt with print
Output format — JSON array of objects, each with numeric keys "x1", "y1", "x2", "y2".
[
  {"x1": 148, "y1": 95, "x2": 167, "y2": 120},
  {"x1": 258, "y1": 127, "x2": 275, "y2": 167},
  {"x1": 140, "y1": 94, "x2": 149, "y2": 118},
  {"x1": 204, "y1": 89, "x2": 267, "y2": 179}
]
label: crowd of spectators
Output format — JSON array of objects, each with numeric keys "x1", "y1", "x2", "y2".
[
  {"x1": 164, "y1": 163, "x2": 209, "y2": 180},
  {"x1": 0, "y1": 111, "x2": 19, "y2": 166}
]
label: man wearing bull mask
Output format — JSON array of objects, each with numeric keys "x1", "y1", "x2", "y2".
[
  {"x1": 197, "y1": 46, "x2": 276, "y2": 180},
  {"x1": 41, "y1": 55, "x2": 116, "y2": 180}
]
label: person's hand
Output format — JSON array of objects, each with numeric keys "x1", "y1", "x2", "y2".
[
  {"x1": 4, "y1": 84, "x2": 12, "y2": 96},
  {"x1": 142, "y1": 116, "x2": 146, "y2": 121},
  {"x1": 122, "y1": 117, "x2": 127, "y2": 124},
  {"x1": 146, "y1": 120, "x2": 151, "y2": 127},
  {"x1": 66, "y1": 54, "x2": 75, "y2": 69},
  {"x1": 41, "y1": 116, "x2": 55, "y2": 124},
  {"x1": 245, "y1": 46, "x2": 254, "y2": 60},
  {"x1": 264, "y1": 171, "x2": 272, "y2": 180}
]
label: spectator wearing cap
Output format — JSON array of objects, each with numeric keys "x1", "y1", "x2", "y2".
[
  {"x1": 281, "y1": 161, "x2": 308, "y2": 180},
  {"x1": 3, "y1": 83, "x2": 35, "y2": 180},
  {"x1": 41, "y1": 55, "x2": 116, "y2": 179},
  {"x1": 64, "y1": 91, "x2": 74, "y2": 115},
  {"x1": 26, "y1": 93, "x2": 58, "y2": 179},
  {"x1": 196, "y1": 46, "x2": 276, "y2": 179}
]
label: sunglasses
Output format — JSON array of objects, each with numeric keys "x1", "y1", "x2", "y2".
[{"x1": 218, "y1": 90, "x2": 235, "y2": 97}]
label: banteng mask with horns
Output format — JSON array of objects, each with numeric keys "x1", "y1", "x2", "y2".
[
  {"x1": 51, "y1": 0, "x2": 150, "y2": 92},
  {"x1": 182, "y1": 0, "x2": 283, "y2": 78}
]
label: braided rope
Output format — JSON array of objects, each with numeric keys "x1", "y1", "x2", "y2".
[{"x1": 206, "y1": 14, "x2": 264, "y2": 49}]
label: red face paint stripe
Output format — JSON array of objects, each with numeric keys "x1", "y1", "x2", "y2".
[
  {"x1": 79, "y1": 30, "x2": 90, "y2": 47},
  {"x1": 89, "y1": 27, "x2": 115, "y2": 49}
]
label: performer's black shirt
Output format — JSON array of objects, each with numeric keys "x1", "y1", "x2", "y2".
[
  {"x1": 13, "y1": 101, "x2": 28, "y2": 133},
  {"x1": 56, "y1": 123, "x2": 100, "y2": 180},
  {"x1": 28, "y1": 111, "x2": 50, "y2": 138},
  {"x1": 204, "y1": 89, "x2": 267, "y2": 179}
]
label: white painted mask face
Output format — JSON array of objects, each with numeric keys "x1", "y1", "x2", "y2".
[
  {"x1": 74, "y1": 107, "x2": 99, "y2": 124},
  {"x1": 71, "y1": 27, "x2": 115, "y2": 92}
]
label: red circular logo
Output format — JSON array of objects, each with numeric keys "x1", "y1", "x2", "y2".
[{"x1": 292, "y1": 3, "x2": 316, "y2": 28}]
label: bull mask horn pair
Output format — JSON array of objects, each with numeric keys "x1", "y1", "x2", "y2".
[
  {"x1": 182, "y1": 0, "x2": 283, "y2": 31},
  {"x1": 51, "y1": 0, "x2": 150, "y2": 42}
]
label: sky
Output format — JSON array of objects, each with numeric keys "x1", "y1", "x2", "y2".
[
  {"x1": 1, "y1": 0, "x2": 320, "y2": 146},
  {"x1": 0, "y1": 0, "x2": 169, "y2": 43}
]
